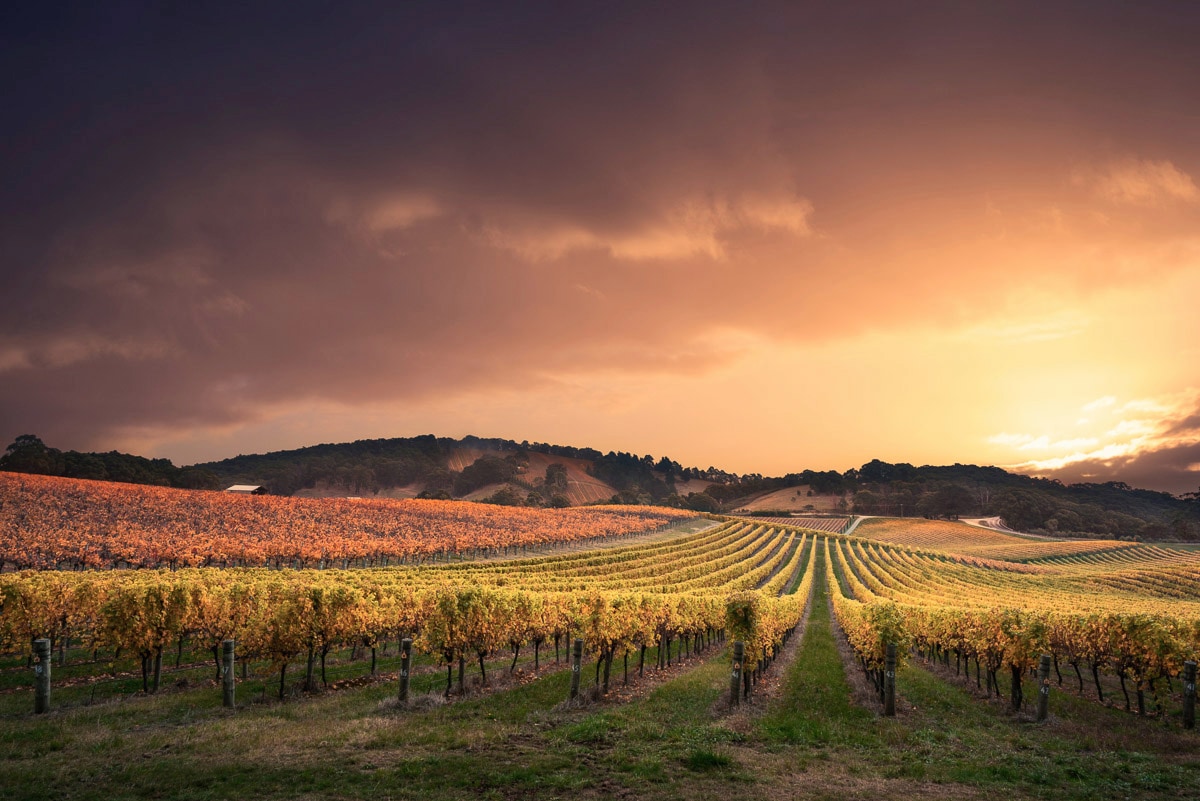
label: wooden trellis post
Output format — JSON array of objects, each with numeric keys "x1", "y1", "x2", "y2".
[
  {"x1": 883, "y1": 643, "x2": 896, "y2": 717},
  {"x1": 730, "y1": 641, "x2": 744, "y2": 707},
  {"x1": 569, "y1": 639, "x2": 583, "y2": 700},
  {"x1": 1184, "y1": 661, "x2": 1196, "y2": 730},
  {"x1": 1036, "y1": 654, "x2": 1052, "y2": 722},
  {"x1": 34, "y1": 639, "x2": 51, "y2": 714},
  {"x1": 399, "y1": 638, "x2": 413, "y2": 702},
  {"x1": 222, "y1": 640, "x2": 236, "y2": 708}
]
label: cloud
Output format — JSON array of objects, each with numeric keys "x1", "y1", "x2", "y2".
[
  {"x1": 0, "y1": 335, "x2": 177, "y2": 372},
  {"x1": 1082, "y1": 396, "x2": 1117, "y2": 412},
  {"x1": 1168, "y1": 415, "x2": 1200, "y2": 436},
  {"x1": 326, "y1": 194, "x2": 444, "y2": 234},
  {"x1": 198, "y1": 293, "x2": 250, "y2": 318},
  {"x1": 480, "y1": 193, "x2": 813, "y2": 262},
  {"x1": 989, "y1": 433, "x2": 1036, "y2": 448},
  {"x1": 1105, "y1": 419, "x2": 1156, "y2": 438},
  {"x1": 1032, "y1": 441, "x2": 1200, "y2": 496},
  {"x1": 52, "y1": 248, "x2": 217, "y2": 299},
  {"x1": 0, "y1": 346, "x2": 31, "y2": 373},
  {"x1": 1077, "y1": 158, "x2": 1200, "y2": 205},
  {"x1": 3, "y1": 3, "x2": 1200, "y2": 470},
  {"x1": 1002, "y1": 392, "x2": 1200, "y2": 494},
  {"x1": 728, "y1": 193, "x2": 815, "y2": 236},
  {"x1": 988, "y1": 433, "x2": 1100, "y2": 453},
  {"x1": 966, "y1": 315, "x2": 1088, "y2": 344},
  {"x1": 364, "y1": 196, "x2": 444, "y2": 232}
]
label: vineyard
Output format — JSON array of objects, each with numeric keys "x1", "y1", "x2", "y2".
[
  {"x1": 738, "y1": 515, "x2": 851, "y2": 534},
  {"x1": 0, "y1": 519, "x2": 815, "y2": 702},
  {"x1": 0, "y1": 472, "x2": 695, "y2": 570},
  {"x1": 1, "y1": 487, "x2": 1198, "y2": 800},
  {"x1": 853, "y1": 516, "x2": 1045, "y2": 550}
]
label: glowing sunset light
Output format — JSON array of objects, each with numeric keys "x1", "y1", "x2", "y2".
[
  {"x1": 2, "y1": 2, "x2": 1199, "y2": 494},
  {"x1": 993, "y1": 390, "x2": 1200, "y2": 489}
]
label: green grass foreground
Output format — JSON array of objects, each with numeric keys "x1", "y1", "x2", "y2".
[{"x1": 2, "y1": 558, "x2": 1197, "y2": 800}]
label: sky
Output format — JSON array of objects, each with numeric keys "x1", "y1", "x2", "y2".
[{"x1": 3, "y1": 2, "x2": 1200, "y2": 494}]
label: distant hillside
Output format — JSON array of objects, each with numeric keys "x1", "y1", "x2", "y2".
[
  {"x1": 3, "y1": 436, "x2": 1197, "y2": 539},
  {"x1": 733, "y1": 485, "x2": 845, "y2": 513},
  {"x1": 0, "y1": 433, "x2": 722, "y2": 509},
  {"x1": 193, "y1": 434, "x2": 722, "y2": 511},
  {"x1": 837, "y1": 460, "x2": 1200, "y2": 542}
]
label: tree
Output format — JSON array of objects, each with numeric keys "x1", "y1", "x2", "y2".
[
  {"x1": 655, "y1": 456, "x2": 681, "y2": 478},
  {"x1": 454, "y1": 456, "x2": 517, "y2": 496},
  {"x1": 1046, "y1": 509, "x2": 1083, "y2": 534},
  {"x1": 991, "y1": 489, "x2": 1054, "y2": 531},
  {"x1": 482, "y1": 486, "x2": 523, "y2": 506},
  {"x1": 1, "y1": 435, "x2": 61, "y2": 474},
  {"x1": 852, "y1": 490, "x2": 881, "y2": 514},
  {"x1": 684, "y1": 492, "x2": 720, "y2": 513},
  {"x1": 544, "y1": 463, "x2": 569, "y2": 494},
  {"x1": 858, "y1": 459, "x2": 915, "y2": 484},
  {"x1": 917, "y1": 484, "x2": 976, "y2": 519}
]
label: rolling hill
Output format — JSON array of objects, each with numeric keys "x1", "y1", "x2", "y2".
[{"x1": 2, "y1": 435, "x2": 1197, "y2": 540}]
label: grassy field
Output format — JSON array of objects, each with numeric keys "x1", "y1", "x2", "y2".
[
  {"x1": 2, "y1": 548, "x2": 1196, "y2": 800},
  {"x1": 734, "y1": 485, "x2": 845, "y2": 514}
]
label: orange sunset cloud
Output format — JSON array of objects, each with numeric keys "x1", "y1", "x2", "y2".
[{"x1": 2, "y1": 3, "x2": 1199, "y2": 493}]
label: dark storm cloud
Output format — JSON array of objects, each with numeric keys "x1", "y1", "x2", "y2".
[
  {"x1": 3, "y1": 2, "x2": 1200, "y2": 461},
  {"x1": 1025, "y1": 399, "x2": 1200, "y2": 496},
  {"x1": 1168, "y1": 415, "x2": 1200, "y2": 436},
  {"x1": 1035, "y1": 441, "x2": 1200, "y2": 497}
]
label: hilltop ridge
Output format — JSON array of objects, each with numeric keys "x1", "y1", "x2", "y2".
[{"x1": 2, "y1": 435, "x2": 1197, "y2": 540}]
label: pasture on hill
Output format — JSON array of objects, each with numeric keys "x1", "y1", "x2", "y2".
[{"x1": 734, "y1": 484, "x2": 846, "y2": 513}]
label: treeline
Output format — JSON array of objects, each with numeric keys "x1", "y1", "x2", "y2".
[
  {"x1": 0, "y1": 434, "x2": 722, "y2": 509},
  {"x1": 4, "y1": 435, "x2": 1196, "y2": 538},
  {"x1": 0, "y1": 435, "x2": 220, "y2": 490},
  {"x1": 702, "y1": 470, "x2": 849, "y2": 503},
  {"x1": 199, "y1": 434, "x2": 456, "y2": 496},
  {"x1": 843, "y1": 460, "x2": 1200, "y2": 541},
  {"x1": 202, "y1": 435, "x2": 727, "y2": 508}
]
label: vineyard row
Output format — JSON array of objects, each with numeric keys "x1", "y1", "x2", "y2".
[
  {"x1": 3, "y1": 522, "x2": 817, "y2": 703},
  {"x1": 826, "y1": 536, "x2": 1200, "y2": 719}
]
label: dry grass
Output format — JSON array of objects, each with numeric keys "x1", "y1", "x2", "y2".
[
  {"x1": 736, "y1": 485, "x2": 845, "y2": 513},
  {"x1": 854, "y1": 517, "x2": 1145, "y2": 564},
  {"x1": 855, "y1": 517, "x2": 1040, "y2": 551}
]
